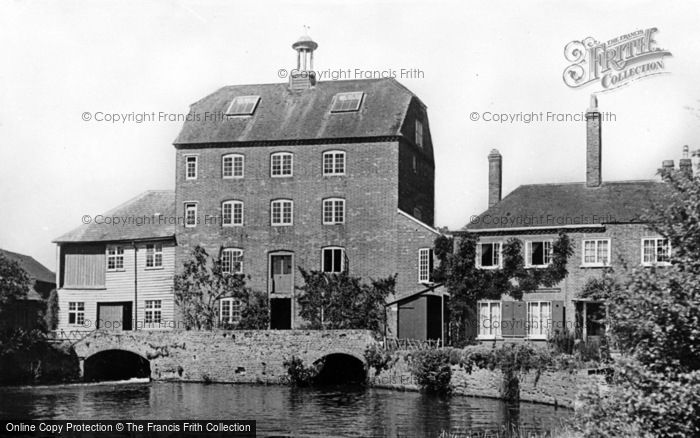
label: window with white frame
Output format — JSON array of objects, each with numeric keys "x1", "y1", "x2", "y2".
[
  {"x1": 145, "y1": 300, "x2": 162, "y2": 324},
  {"x1": 225, "y1": 95, "x2": 260, "y2": 116},
  {"x1": 221, "y1": 248, "x2": 243, "y2": 274},
  {"x1": 185, "y1": 203, "x2": 197, "y2": 227},
  {"x1": 322, "y1": 198, "x2": 345, "y2": 224},
  {"x1": 107, "y1": 246, "x2": 124, "y2": 271},
  {"x1": 323, "y1": 151, "x2": 346, "y2": 175},
  {"x1": 271, "y1": 152, "x2": 293, "y2": 177},
  {"x1": 271, "y1": 200, "x2": 293, "y2": 226},
  {"x1": 527, "y1": 301, "x2": 551, "y2": 339},
  {"x1": 222, "y1": 201, "x2": 244, "y2": 226},
  {"x1": 145, "y1": 243, "x2": 163, "y2": 268},
  {"x1": 477, "y1": 242, "x2": 502, "y2": 269},
  {"x1": 526, "y1": 241, "x2": 553, "y2": 267},
  {"x1": 185, "y1": 155, "x2": 197, "y2": 180},
  {"x1": 222, "y1": 154, "x2": 244, "y2": 179},
  {"x1": 220, "y1": 298, "x2": 242, "y2": 324},
  {"x1": 478, "y1": 301, "x2": 501, "y2": 339},
  {"x1": 322, "y1": 247, "x2": 345, "y2": 273},
  {"x1": 415, "y1": 119, "x2": 424, "y2": 148},
  {"x1": 68, "y1": 302, "x2": 85, "y2": 325},
  {"x1": 418, "y1": 248, "x2": 433, "y2": 283},
  {"x1": 642, "y1": 238, "x2": 670, "y2": 265},
  {"x1": 582, "y1": 239, "x2": 610, "y2": 266}
]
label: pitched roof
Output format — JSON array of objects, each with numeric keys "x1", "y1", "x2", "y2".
[
  {"x1": 0, "y1": 249, "x2": 55, "y2": 285},
  {"x1": 465, "y1": 180, "x2": 671, "y2": 231},
  {"x1": 54, "y1": 190, "x2": 176, "y2": 243},
  {"x1": 173, "y1": 78, "x2": 417, "y2": 145}
]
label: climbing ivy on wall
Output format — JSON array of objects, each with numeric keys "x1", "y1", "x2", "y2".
[{"x1": 434, "y1": 232, "x2": 574, "y2": 345}]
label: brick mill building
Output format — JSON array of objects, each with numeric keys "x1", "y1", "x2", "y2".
[
  {"x1": 52, "y1": 35, "x2": 447, "y2": 340},
  {"x1": 458, "y1": 96, "x2": 676, "y2": 343}
]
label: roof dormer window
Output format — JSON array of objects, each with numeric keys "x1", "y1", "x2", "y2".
[
  {"x1": 226, "y1": 95, "x2": 260, "y2": 116},
  {"x1": 330, "y1": 92, "x2": 364, "y2": 113}
]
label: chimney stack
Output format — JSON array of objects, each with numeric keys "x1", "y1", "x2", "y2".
[
  {"x1": 679, "y1": 145, "x2": 693, "y2": 177},
  {"x1": 586, "y1": 94, "x2": 602, "y2": 188},
  {"x1": 662, "y1": 160, "x2": 675, "y2": 173},
  {"x1": 488, "y1": 149, "x2": 502, "y2": 207},
  {"x1": 692, "y1": 149, "x2": 700, "y2": 175}
]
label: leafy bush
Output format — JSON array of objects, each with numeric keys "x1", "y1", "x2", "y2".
[
  {"x1": 296, "y1": 269, "x2": 395, "y2": 333},
  {"x1": 548, "y1": 329, "x2": 575, "y2": 355},
  {"x1": 282, "y1": 356, "x2": 320, "y2": 387},
  {"x1": 409, "y1": 349, "x2": 452, "y2": 393},
  {"x1": 364, "y1": 344, "x2": 393, "y2": 377},
  {"x1": 573, "y1": 170, "x2": 700, "y2": 437}
]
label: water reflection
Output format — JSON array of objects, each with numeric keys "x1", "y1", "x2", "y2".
[{"x1": 0, "y1": 382, "x2": 571, "y2": 437}]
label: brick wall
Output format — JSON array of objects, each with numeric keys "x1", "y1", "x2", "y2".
[
  {"x1": 174, "y1": 141, "x2": 400, "y2": 306},
  {"x1": 368, "y1": 352, "x2": 605, "y2": 408}
]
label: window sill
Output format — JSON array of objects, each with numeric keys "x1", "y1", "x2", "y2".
[
  {"x1": 580, "y1": 264, "x2": 610, "y2": 269},
  {"x1": 322, "y1": 222, "x2": 345, "y2": 226},
  {"x1": 144, "y1": 267, "x2": 164, "y2": 271},
  {"x1": 323, "y1": 173, "x2": 346, "y2": 177},
  {"x1": 270, "y1": 175, "x2": 293, "y2": 178},
  {"x1": 222, "y1": 176, "x2": 244, "y2": 180},
  {"x1": 476, "y1": 266, "x2": 501, "y2": 270},
  {"x1": 641, "y1": 262, "x2": 671, "y2": 267},
  {"x1": 222, "y1": 224, "x2": 244, "y2": 228},
  {"x1": 107, "y1": 269, "x2": 126, "y2": 273},
  {"x1": 271, "y1": 224, "x2": 293, "y2": 227},
  {"x1": 525, "y1": 264, "x2": 552, "y2": 269}
]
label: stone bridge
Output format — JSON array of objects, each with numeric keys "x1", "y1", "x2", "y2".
[{"x1": 72, "y1": 329, "x2": 377, "y2": 383}]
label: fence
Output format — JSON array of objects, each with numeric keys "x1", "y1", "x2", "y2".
[{"x1": 382, "y1": 337, "x2": 441, "y2": 351}]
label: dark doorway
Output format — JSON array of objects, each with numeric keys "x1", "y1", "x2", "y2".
[
  {"x1": 84, "y1": 350, "x2": 150, "y2": 382},
  {"x1": 426, "y1": 295, "x2": 442, "y2": 341},
  {"x1": 270, "y1": 298, "x2": 292, "y2": 329},
  {"x1": 97, "y1": 302, "x2": 133, "y2": 331},
  {"x1": 314, "y1": 354, "x2": 366, "y2": 385},
  {"x1": 270, "y1": 254, "x2": 293, "y2": 294}
]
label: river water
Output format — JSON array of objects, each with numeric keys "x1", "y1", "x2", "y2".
[{"x1": 0, "y1": 381, "x2": 571, "y2": 437}]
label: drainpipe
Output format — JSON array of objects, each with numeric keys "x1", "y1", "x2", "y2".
[{"x1": 133, "y1": 241, "x2": 138, "y2": 331}]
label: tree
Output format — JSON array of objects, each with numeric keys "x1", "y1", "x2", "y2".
[
  {"x1": 44, "y1": 289, "x2": 59, "y2": 331},
  {"x1": 296, "y1": 269, "x2": 396, "y2": 333},
  {"x1": 435, "y1": 232, "x2": 573, "y2": 345},
  {"x1": 174, "y1": 245, "x2": 262, "y2": 330},
  {"x1": 576, "y1": 170, "x2": 700, "y2": 437},
  {"x1": 0, "y1": 252, "x2": 31, "y2": 321},
  {"x1": 237, "y1": 290, "x2": 270, "y2": 330}
]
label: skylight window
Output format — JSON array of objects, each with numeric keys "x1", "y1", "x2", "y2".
[
  {"x1": 330, "y1": 92, "x2": 364, "y2": 113},
  {"x1": 225, "y1": 95, "x2": 260, "y2": 116}
]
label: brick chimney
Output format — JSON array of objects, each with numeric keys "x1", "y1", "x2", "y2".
[
  {"x1": 586, "y1": 95, "x2": 602, "y2": 187},
  {"x1": 488, "y1": 149, "x2": 502, "y2": 207},
  {"x1": 290, "y1": 29, "x2": 317, "y2": 91},
  {"x1": 662, "y1": 160, "x2": 675, "y2": 172},
  {"x1": 679, "y1": 145, "x2": 693, "y2": 177}
]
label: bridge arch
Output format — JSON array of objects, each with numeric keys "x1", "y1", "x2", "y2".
[
  {"x1": 83, "y1": 349, "x2": 151, "y2": 382},
  {"x1": 312, "y1": 351, "x2": 366, "y2": 385}
]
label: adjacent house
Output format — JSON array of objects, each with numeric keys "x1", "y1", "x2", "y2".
[
  {"x1": 173, "y1": 34, "x2": 446, "y2": 338},
  {"x1": 0, "y1": 248, "x2": 55, "y2": 330},
  {"x1": 458, "y1": 97, "x2": 676, "y2": 343},
  {"x1": 53, "y1": 191, "x2": 176, "y2": 333}
]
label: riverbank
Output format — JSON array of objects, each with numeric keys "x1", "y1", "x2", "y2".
[{"x1": 367, "y1": 349, "x2": 606, "y2": 409}]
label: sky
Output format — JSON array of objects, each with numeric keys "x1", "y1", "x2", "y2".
[{"x1": 1, "y1": 0, "x2": 699, "y2": 271}]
